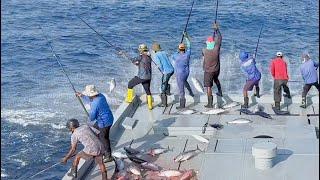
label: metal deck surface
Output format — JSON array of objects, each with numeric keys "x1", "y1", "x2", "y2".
[{"x1": 62, "y1": 94, "x2": 319, "y2": 180}]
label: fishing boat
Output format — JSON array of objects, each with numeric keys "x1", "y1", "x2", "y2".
[{"x1": 62, "y1": 93, "x2": 319, "y2": 179}]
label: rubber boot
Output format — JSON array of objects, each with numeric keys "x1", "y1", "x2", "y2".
[
  {"x1": 274, "y1": 102, "x2": 281, "y2": 111},
  {"x1": 300, "y1": 96, "x2": 307, "y2": 108},
  {"x1": 147, "y1": 95, "x2": 153, "y2": 110},
  {"x1": 68, "y1": 166, "x2": 77, "y2": 178},
  {"x1": 254, "y1": 87, "x2": 260, "y2": 98},
  {"x1": 216, "y1": 89, "x2": 223, "y2": 97},
  {"x1": 103, "y1": 152, "x2": 113, "y2": 163},
  {"x1": 101, "y1": 171, "x2": 107, "y2": 180},
  {"x1": 283, "y1": 93, "x2": 291, "y2": 99},
  {"x1": 166, "y1": 84, "x2": 171, "y2": 96},
  {"x1": 204, "y1": 95, "x2": 213, "y2": 108},
  {"x1": 158, "y1": 93, "x2": 168, "y2": 107},
  {"x1": 176, "y1": 98, "x2": 186, "y2": 109},
  {"x1": 125, "y1": 88, "x2": 134, "y2": 103},
  {"x1": 243, "y1": 97, "x2": 249, "y2": 109}
]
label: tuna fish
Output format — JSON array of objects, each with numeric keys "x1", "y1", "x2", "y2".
[
  {"x1": 227, "y1": 118, "x2": 252, "y2": 124},
  {"x1": 124, "y1": 146, "x2": 141, "y2": 155},
  {"x1": 109, "y1": 78, "x2": 116, "y2": 93},
  {"x1": 223, "y1": 101, "x2": 241, "y2": 109},
  {"x1": 128, "y1": 165, "x2": 141, "y2": 176},
  {"x1": 201, "y1": 108, "x2": 226, "y2": 115},
  {"x1": 179, "y1": 109, "x2": 197, "y2": 115},
  {"x1": 127, "y1": 154, "x2": 147, "y2": 164},
  {"x1": 174, "y1": 145, "x2": 203, "y2": 162},
  {"x1": 255, "y1": 111, "x2": 272, "y2": 119},
  {"x1": 191, "y1": 77, "x2": 204, "y2": 93},
  {"x1": 112, "y1": 151, "x2": 128, "y2": 159},
  {"x1": 191, "y1": 135, "x2": 209, "y2": 143},
  {"x1": 147, "y1": 146, "x2": 172, "y2": 156},
  {"x1": 158, "y1": 170, "x2": 182, "y2": 177},
  {"x1": 141, "y1": 162, "x2": 161, "y2": 171}
]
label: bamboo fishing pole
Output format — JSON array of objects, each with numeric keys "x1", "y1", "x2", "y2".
[
  {"x1": 180, "y1": 0, "x2": 195, "y2": 43},
  {"x1": 77, "y1": 15, "x2": 164, "y2": 75},
  {"x1": 39, "y1": 26, "x2": 89, "y2": 117}
]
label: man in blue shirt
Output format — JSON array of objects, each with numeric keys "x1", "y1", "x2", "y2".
[
  {"x1": 76, "y1": 85, "x2": 114, "y2": 162},
  {"x1": 171, "y1": 31, "x2": 192, "y2": 109},
  {"x1": 299, "y1": 52, "x2": 319, "y2": 108},
  {"x1": 239, "y1": 51, "x2": 262, "y2": 108},
  {"x1": 151, "y1": 43, "x2": 174, "y2": 107}
]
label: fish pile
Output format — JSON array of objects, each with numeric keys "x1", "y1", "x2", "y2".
[{"x1": 111, "y1": 143, "x2": 201, "y2": 180}]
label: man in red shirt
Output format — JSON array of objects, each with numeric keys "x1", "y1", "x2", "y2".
[{"x1": 270, "y1": 52, "x2": 291, "y2": 110}]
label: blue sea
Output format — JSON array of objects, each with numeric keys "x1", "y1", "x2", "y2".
[{"x1": 1, "y1": 0, "x2": 319, "y2": 179}]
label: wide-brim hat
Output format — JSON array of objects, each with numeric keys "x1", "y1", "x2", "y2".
[
  {"x1": 152, "y1": 43, "x2": 161, "y2": 51},
  {"x1": 82, "y1": 85, "x2": 99, "y2": 97},
  {"x1": 138, "y1": 44, "x2": 148, "y2": 52}
]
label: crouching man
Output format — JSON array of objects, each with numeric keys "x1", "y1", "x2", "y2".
[{"x1": 61, "y1": 119, "x2": 107, "y2": 180}]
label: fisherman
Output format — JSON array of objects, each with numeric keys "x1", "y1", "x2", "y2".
[
  {"x1": 61, "y1": 119, "x2": 107, "y2": 180},
  {"x1": 270, "y1": 52, "x2": 291, "y2": 110},
  {"x1": 171, "y1": 31, "x2": 192, "y2": 109},
  {"x1": 299, "y1": 51, "x2": 319, "y2": 108},
  {"x1": 151, "y1": 43, "x2": 174, "y2": 107},
  {"x1": 202, "y1": 22, "x2": 223, "y2": 108},
  {"x1": 76, "y1": 85, "x2": 114, "y2": 162},
  {"x1": 239, "y1": 51, "x2": 261, "y2": 108},
  {"x1": 125, "y1": 44, "x2": 153, "y2": 110}
]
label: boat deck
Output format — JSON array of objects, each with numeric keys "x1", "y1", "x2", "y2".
[{"x1": 62, "y1": 94, "x2": 319, "y2": 180}]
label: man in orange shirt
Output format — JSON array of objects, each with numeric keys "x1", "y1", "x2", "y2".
[{"x1": 270, "y1": 52, "x2": 291, "y2": 110}]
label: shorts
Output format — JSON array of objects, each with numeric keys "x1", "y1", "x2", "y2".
[
  {"x1": 204, "y1": 71, "x2": 219, "y2": 87},
  {"x1": 243, "y1": 79, "x2": 260, "y2": 91},
  {"x1": 77, "y1": 151, "x2": 104, "y2": 165}
]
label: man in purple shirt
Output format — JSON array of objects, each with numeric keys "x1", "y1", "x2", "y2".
[
  {"x1": 61, "y1": 119, "x2": 107, "y2": 180},
  {"x1": 299, "y1": 52, "x2": 319, "y2": 108}
]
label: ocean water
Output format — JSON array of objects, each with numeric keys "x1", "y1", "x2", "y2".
[{"x1": 1, "y1": 0, "x2": 318, "y2": 179}]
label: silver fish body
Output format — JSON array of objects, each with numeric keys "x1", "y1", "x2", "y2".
[
  {"x1": 202, "y1": 108, "x2": 226, "y2": 115},
  {"x1": 179, "y1": 109, "x2": 197, "y2": 115},
  {"x1": 191, "y1": 135, "x2": 209, "y2": 143},
  {"x1": 227, "y1": 119, "x2": 252, "y2": 124},
  {"x1": 141, "y1": 162, "x2": 161, "y2": 171},
  {"x1": 174, "y1": 145, "x2": 202, "y2": 162},
  {"x1": 148, "y1": 146, "x2": 171, "y2": 156},
  {"x1": 109, "y1": 78, "x2": 116, "y2": 93},
  {"x1": 159, "y1": 170, "x2": 182, "y2": 177},
  {"x1": 191, "y1": 77, "x2": 204, "y2": 93},
  {"x1": 112, "y1": 151, "x2": 128, "y2": 159},
  {"x1": 128, "y1": 165, "x2": 141, "y2": 175}
]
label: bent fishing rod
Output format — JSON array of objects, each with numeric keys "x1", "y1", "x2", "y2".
[
  {"x1": 77, "y1": 15, "x2": 164, "y2": 75},
  {"x1": 39, "y1": 26, "x2": 89, "y2": 117},
  {"x1": 213, "y1": 0, "x2": 219, "y2": 37},
  {"x1": 180, "y1": 0, "x2": 195, "y2": 43},
  {"x1": 254, "y1": 25, "x2": 264, "y2": 59}
]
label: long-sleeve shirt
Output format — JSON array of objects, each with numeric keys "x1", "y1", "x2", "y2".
[
  {"x1": 152, "y1": 51, "x2": 174, "y2": 74},
  {"x1": 240, "y1": 57, "x2": 261, "y2": 81},
  {"x1": 300, "y1": 59, "x2": 319, "y2": 84},
  {"x1": 202, "y1": 29, "x2": 222, "y2": 73},
  {"x1": 270, "y1": 57, "x2": 289, "y2": 80},
  {"x1": 82, "y1": 93, "x2": 114, "y2": 128},
  {"x1": 131, "y1": 54, "x2": 152, "y2": 80},
  {"x1": 171, "y1": 37, "x2": 191, "y2": 74}
]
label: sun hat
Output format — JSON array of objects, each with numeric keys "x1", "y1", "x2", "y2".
[
  {"x1": 276, "y1": 52, "x2": 283, "y2": 57},
  {"x1": 152, "y1": 43, "x2": 161, "y2": 52},
  {"x1": 82, "y1": 85, "x2": 99, "y2": 97},
  {"x1": 178, "y1": 43, "x2": 185, "y2": 50},
  {"x1": 138, "y1": 44, "x2": 148, "y2": 52},
  {"x1": 240, "y1": 51, "x2": 249, "y2": 62}
]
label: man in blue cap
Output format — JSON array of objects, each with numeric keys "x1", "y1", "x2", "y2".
[
  {"x1": 299, "y1": 51, "x2": 319, "y2": 108},
  {"x1": 239, "y1": 51, "x2": 261, "y2": 108}
]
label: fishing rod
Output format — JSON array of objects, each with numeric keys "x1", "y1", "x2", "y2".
[
  {"x1": 213, "y1": 0, "x2": 219, "y2": 37},
  {"x1": 77, "y1": 15, "x2": 164, "y2": 75},
  {"x1": 180, "y1": 0, "x2": 195, "y2": 43},
  {"x1": 39, "y1": 26, "x2": 89, "y2": 117},
  {"x1": 253, "y1": 25, "x2": 264, "y2": 59},
  {"x1": 27, "y1": 154, "x2": 76, "y2": 179}
]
